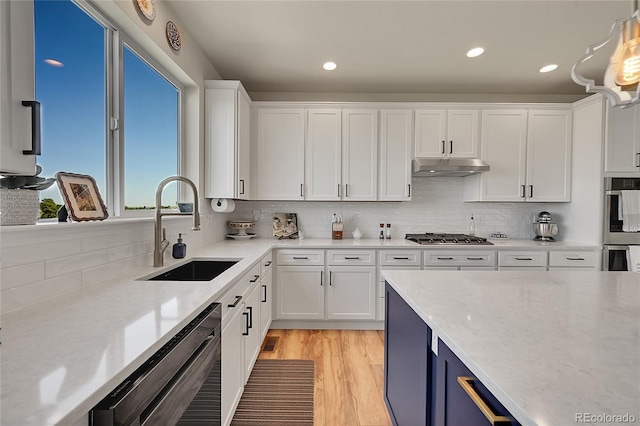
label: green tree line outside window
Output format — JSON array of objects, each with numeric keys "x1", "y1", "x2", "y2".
[{"x1": 39, "y1": 198, "x2": 177, "y2": 219}]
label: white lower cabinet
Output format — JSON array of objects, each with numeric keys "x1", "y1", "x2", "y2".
[
  {"x1": 423, "y1": 251, "x2": 497, "y2": 270},
  {"x1": 276, "y1": 265, "x2": 325, "y2": 320},
  {"x1": 498, "y1": 251, "x2": 547, "y2": 268},
  {"x1": 243, "y1": 279, "x2": 262, "y2": 383},
  {"x1": 326, "y1": 266, "x2": 376, "y2": 320},
  {"x1": 378, "y1": 250, "x2": 422, "y2": 321},
  {"x1": 259, "y1": 253, "x2": 273, "y2": 340},
  {"x1": 220, "y1": 263, "x2": 260, "y2": 426},
  {"x1": 221, "y1": 297, "x2": 245, "y2": 426}
]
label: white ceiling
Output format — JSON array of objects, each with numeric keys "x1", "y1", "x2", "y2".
[{"x1": 168, "y1": 0, "x2": 633, "y2": 99}]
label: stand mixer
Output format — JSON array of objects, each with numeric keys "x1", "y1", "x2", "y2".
[{"x1": 533, "y1": 211, "x2": 558, "y2": 241}]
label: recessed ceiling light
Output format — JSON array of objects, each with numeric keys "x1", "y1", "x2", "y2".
[
  {"x1": 540, "y1": 64, "x2": 559, "y2": 73},
  {"x1": 323, "y1": 61, "x2": 337, "y2": 71},
  {"x1": 44, "y1": 59, "x2": 64, "y2": 67},
  {"x1": 466, "y1": 47, "x2": 485, "y2": 58}
]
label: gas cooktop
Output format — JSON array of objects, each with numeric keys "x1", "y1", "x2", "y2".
[{"x1": 405, "y1": 233, "x2": 493, "y2": 245}]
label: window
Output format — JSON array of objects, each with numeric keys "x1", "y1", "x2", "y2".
[{"x1": 34, "y1": 0, "x2": 181, "y2": 217}]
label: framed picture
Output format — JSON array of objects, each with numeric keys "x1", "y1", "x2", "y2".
[
  {"x1": 273, "y1": 213, "x2": 298, "y2": 239},
  {"x1": 55, "y1": 172, "x2": 109, "y2": 221}
]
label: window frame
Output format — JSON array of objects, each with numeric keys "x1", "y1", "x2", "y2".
[{"x1": 37, "y1": 0, "x2": 185, "y2": 218}]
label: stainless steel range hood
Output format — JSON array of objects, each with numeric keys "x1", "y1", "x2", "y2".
[{"x1": 412, "y1": 158, "x2": 490, "y2": 177}]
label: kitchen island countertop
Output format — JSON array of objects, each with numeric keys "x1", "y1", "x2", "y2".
[{"x1": 382, "y1": 269, "x2": 640, "y2": 426}]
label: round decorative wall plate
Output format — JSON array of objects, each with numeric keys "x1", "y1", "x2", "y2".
[
  {"x1": 136, "y1": 0, "x2": 156, "y2": 22},
  {"x1": 166, "y1": 21, "x2": 181, "y2": 51}
]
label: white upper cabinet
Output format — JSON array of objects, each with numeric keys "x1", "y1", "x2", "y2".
[
  {"x1": 605, "y1": 103, "x2": 640, "y2": 175},
  {"x1": 1, "y1": 0, "x2": 38, "y2": 175},
  {"x1": 464, "y1": 108, "x2": 572, "y2": 202},
  {"x1": 204, "y1": 80, "x2": 252, "y2": 199},
  {"x1": 304, "y1": 108, "x2": 378, "y2": 201},
  {"x1": 380, "y1": 109, "x2": 413, "y2": 200},
  {"x1": 342, "y1": 109, "x2": 378, "y2": 201},
  {"x1": 525, "y1": 110, "x2": 572, "y2": 202},
  {"x1": 256, "y1": 108, "x2": 305, "y2": 200},
  {"x1": 414, "y1": 109, "x2": 479, "y2": 158},
  {"x1": 305, "y1": 109, "x2": 342, "y2": 200}
]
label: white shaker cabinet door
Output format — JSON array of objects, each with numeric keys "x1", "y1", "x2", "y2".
[
  {"x1": 221, "y1": 305, "x2": 245, "y2": 426},
  {"x1": 0, "y1": 0, "x2": 38, "y2": 175},
  {"x1": 414, "y1": 109, "x2": 447, "y2": 158},
  {"x1": 276, "y1": 266, "x2": 325, "y2": 320},
  {"x1": 243, "y1": 282, "x2": 262, "y2": 384},
  {"x1": 305, "y1": 109, "x2": 341, "y2": 200},
  {"x1": 379, "y1": 109, "x2": 412, "y2": 200},
  {"x1": 326, "y1": 267, "x2": 376, "y2": 320},
  {"x1": 605, "y1": 104, "x2": 640, "y2": 175},
  {"x1": 256, "y1": 108, "x2": 305, "y2": 200},
  {"x1": 466, "y1": 110, "x2": 528, "y2": 201},
  {"x1": 342, "y1": 109, "x2": 378, "y2": 201},
  {"x1": 526, "y1": 109, "x2": 572, "y2": 202},
  {"x1": 447, "y1": 109, "x2": 479, "y2": 158}
]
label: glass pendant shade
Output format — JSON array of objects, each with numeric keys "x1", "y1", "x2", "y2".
[{"x1": 615, "y1": 19, "x2": 640, "y2": 86}]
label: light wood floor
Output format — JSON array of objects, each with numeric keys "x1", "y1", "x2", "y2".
[{"x1": 258, "y1": 329, "x2": 392, "y2": 426}]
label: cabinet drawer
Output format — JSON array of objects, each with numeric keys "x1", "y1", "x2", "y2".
[
  {"x1": 548, "y1": 251, "x2": 598, "y2": 268},
  {"x1": 277, "y1": 249, "x2": 324, "y2": 265},
  {"x1": 498, "y1": 251, "x2": 547, "y2": 267},
  {"x1": 424, "y1": 251, "x2": 496, "y2": 267},
  {"x1": 380, "y1": 250, "x2": 421, "y2": 267},
  {"x1": 260, "y1": 251, "x2": 273, "y2": 276},
  {"x1": 220, "y1": 263, "x2": 260, "y2": 322},
  {"x1": 326, "y1": 250, "x2": 375, "y2": 266}
]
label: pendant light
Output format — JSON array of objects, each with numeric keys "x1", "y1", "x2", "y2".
[{"x1": 572, "y1": 0, "x2": 640, "y2": 108}]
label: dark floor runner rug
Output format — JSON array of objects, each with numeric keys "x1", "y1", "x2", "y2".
[{"x1": 231, "y1": 359, "x2": 315, "y2": 425}]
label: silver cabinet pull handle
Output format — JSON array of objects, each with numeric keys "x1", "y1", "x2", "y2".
[
  {"x1": 239, "y1": 179, "x2": 245, "y2": 195},
  {"x1": 293, "y1": 256, "x2": 309, "y2": 260}
]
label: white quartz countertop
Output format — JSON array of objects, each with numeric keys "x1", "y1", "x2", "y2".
[
  {"x1": 382, "y1": 270, "x2": 640, "y2": 426},
  {"x1": 0, "y1": 237, "x2": 602, "y2": 426}
]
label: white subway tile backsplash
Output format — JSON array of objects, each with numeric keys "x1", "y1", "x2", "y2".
[
  {"x1": 1, "y1": 239, "x2": 81, "y2": 268},
  {"x1": 1, "y1": 262, "x2": 45, "y2": 290},
  {"x1": 1, "y1": 212, "x2": 227, "y2": 312},
  {"x1": 45, "y1": 249, "x2": 111, "y2": 279},
  {"x1": 82, "y1": 253, "x2": 152, "y2": 287},
  {"x1": 1, "y1": 272, "x2": 82, "y2": 313}
]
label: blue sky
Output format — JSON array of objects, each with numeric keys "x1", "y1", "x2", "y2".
[{"x1": 35, "y1": 0, "x2": 178, "y2": 208}]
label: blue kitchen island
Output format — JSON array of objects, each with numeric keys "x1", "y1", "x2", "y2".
[{"x1": 382, "y1": 270, "x2": 640, "y2": 426}]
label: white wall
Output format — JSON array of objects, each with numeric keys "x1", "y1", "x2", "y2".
[
  {"x1": 556, "y1": 95, "x2": 605, "y2": 245},
  {"x1": 230, "y1": 177, "x2": 557, "y2": 240}
]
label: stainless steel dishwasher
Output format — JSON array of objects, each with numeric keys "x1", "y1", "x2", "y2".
[{"x1": 90, "y1": 303, "x2": 221, "y2": 426}]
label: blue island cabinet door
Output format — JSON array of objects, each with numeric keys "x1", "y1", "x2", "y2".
[
  {"x1": 435, "y1": 340, "x2": 521, "y2": 426},
  {"x1": 384, "y1": 283, "x2": 435, "y2": 426}
]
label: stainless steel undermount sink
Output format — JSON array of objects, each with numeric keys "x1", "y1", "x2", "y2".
[{"x1": 143, "y1": 259, "x2": 239, "y2": 281}]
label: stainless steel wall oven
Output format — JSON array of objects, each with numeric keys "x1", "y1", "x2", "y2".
[
  {"x1": 604, "y1": 177, "x2": 640, "y2": 271},
  {"x1": 90, "y1": 303, "x2": 221, "y2": 426}
]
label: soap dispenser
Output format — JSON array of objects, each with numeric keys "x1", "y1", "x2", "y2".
[{"x1": 172, "y1": 233, "x2": 187, "y2": 259}]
